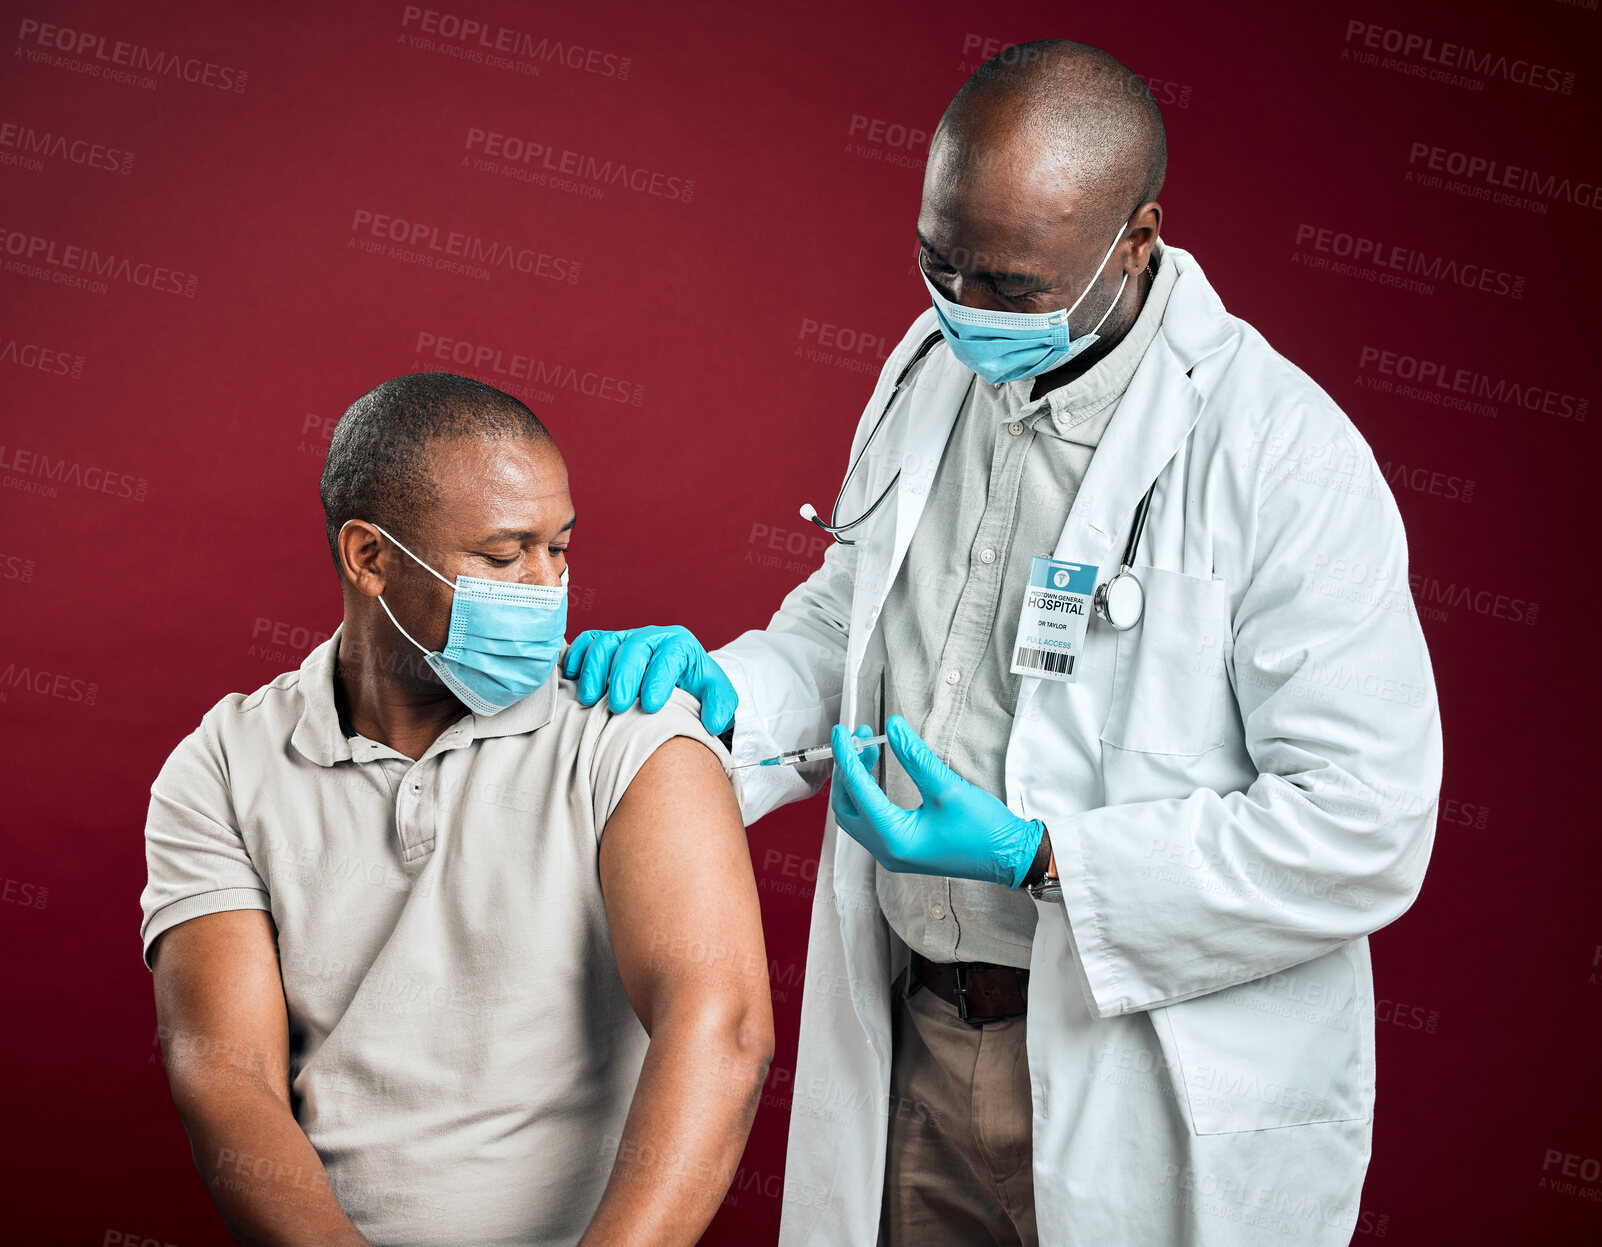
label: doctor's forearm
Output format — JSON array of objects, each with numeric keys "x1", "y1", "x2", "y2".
[{"x1": 580, "y1": 1010, "x2": 770, "y2": 1247}]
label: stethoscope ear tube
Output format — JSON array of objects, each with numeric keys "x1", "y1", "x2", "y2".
[{"x1": 803, "y1": 331, "x2": 946, "y2": 544}]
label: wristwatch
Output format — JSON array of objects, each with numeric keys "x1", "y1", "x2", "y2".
[{"x1": 1023, "y1": 825, "x2": 1064, "y2": 904}]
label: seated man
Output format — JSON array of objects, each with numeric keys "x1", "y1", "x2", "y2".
[{"x1": 140, "y1": 372, "x2": 773, "y2": 1247}]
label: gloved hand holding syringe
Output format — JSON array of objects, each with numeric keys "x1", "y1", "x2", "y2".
[{"x1": 732, "y1": 734, "x2": 888, "y2": 770}]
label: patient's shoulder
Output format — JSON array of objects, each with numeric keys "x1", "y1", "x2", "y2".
[{"x1": 549, "y1": 679, "x2": 734, "y2": 837}]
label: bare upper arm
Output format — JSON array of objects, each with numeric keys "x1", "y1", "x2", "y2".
[
  {"x1": 151, "y1": 909, "x2": 292, "y2": 1106},
  {"x1": 598, "y1": 736, "x2": 771, "y2": 1043}
]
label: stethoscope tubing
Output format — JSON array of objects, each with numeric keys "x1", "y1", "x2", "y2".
[
  {"x1": 804, "y1": 331, "x2": 1162, "y2": 629},
  {"x1": 803, "y1": 332, "x2": 944, "y2": 542}
]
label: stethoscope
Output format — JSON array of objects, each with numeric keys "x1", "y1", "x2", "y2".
[
  {"x1": 799, "y1": 329, "x2": 1158, "y2": 631},
  {"x1": 1091, "y1": 477, "x2": 1155, "y2": 631},
  {"x1": 800, "y1": 330, "x2": 945, "y2": 546}
]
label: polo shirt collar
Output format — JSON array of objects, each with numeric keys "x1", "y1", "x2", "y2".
[{"x1": 290, "y1": 624, "x2": 558, "y2": 767}]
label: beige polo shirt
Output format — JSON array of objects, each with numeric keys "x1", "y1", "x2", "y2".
[{"x1": 140, "y1": 626, "x2": 732, "y2": 1247}]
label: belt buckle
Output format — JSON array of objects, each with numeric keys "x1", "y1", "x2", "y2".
[{"x1": 952, "y1": 963, "x2": 981, "y2": 1026}]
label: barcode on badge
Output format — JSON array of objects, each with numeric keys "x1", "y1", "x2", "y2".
[{"x1": 1015, "y1": 646, "x2": 1074, "y2": 676}]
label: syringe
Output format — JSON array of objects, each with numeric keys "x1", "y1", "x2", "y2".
[{"x1": 732, "y1": 733, "x2": 888, "y2": 770}]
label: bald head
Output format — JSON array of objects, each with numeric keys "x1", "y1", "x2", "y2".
[
  {"x1": 915, "y1": 39, "x2": 1167, "y2": 377},
  {"x1": 937, "y1": 40, "x2": 1166, "y2": 219}
]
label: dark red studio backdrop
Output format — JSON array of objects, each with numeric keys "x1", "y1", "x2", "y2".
[{"x1": 2, "y1": 0, "x2": 1599, "y2": 1242}]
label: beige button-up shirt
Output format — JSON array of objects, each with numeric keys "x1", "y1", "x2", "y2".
[
  {"x1": 140, "y1": 627, "x2": 730, "y2": 1246},
  {"x1": 873, "y1": 245, "x2": 1178, "y2": 968}
]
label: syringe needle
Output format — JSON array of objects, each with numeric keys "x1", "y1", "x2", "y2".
[{"x1": 731, "y1": 733, "x2": 889, "y2": 770}]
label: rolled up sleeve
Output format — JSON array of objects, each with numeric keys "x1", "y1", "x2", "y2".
[{"x1": 586, "y1": 689, "x2": 735, "y2": 837}]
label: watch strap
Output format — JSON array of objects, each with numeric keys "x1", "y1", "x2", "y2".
[{"x1": 1020, "y1": 822, "x2": 1052, "y2": 889}]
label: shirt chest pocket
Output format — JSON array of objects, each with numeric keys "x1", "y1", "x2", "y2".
[{"x1": 1099, "y1": 567, "x2": 1232, "y2": 756}]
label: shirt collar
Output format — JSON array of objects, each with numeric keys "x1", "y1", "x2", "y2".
[
  {"x1": 289, "y1": 623, "x2": 558, "y2": 767},
  {"x1": 1006, "y1": 240, "x2": 1178, "y2": 441}
]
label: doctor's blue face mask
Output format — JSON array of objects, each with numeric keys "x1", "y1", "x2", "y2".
[
  {"x1": 921, "y1": 218, "x2": 1132, "y2": 385},
  {"x1": 355, "y1": 520, "x2": 568, "y2": 716}
]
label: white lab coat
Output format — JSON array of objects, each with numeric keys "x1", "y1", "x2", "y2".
[{"x1": 714, "y1": 245, "x2": 1441, "y2": 1247}]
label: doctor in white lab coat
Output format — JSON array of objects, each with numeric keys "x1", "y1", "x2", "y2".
[{"x1": 566, "y1": 39, "x2": 1440, "y2": 1247}]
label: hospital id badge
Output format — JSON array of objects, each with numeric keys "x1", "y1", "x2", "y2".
[{"x1": 1010, "y1": 556, "x2": 1097, "y2": 683}]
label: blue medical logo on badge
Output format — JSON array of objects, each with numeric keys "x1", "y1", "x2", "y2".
[
  {"x1": 1028, "y1": 559, "x2": 1096, "y2": 596},
  {"x1": 1013, "y1": 556, "x2": 1098, "y2": 684}
]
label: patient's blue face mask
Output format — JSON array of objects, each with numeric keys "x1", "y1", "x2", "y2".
[
  {"x1": 921, "y1": 218, "x2": 1131, "y2": 385},
  {"x1": 362, "y1": 522, "x2": 568, "y2": 716}
]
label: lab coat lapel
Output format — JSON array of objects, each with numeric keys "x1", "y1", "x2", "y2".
[
  {"x1": 1052, "y1": 331, "x2": 1206, "y2": 567},
  {"x1": 854, "y1": 348, "x2": 971, "y2": 628},
  {"x1": 1049, "y1": 243, "x2": 1234, "y2": 573},
  {"x1": 1008, "y1": 330, "x2": 1208, "y2": 727},
  {"x1": 836, "y1": 345, "x2": 968, "y2": 1038}
]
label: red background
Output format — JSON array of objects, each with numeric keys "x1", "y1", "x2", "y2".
[{"x1": 2, "y1": 1, "x2": 1599, "y2": 1243}]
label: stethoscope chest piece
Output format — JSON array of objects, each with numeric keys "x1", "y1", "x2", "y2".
[{"x1": 1094, "y1": 569, "x2": 1145, "y2": 631}]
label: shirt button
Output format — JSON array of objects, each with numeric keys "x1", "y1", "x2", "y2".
[
  {"x1": 979, "y1": 548, "x2": 996, "y2": 564},
  {"x1": 944, "y1": 668, "x2": 960, "y2": 685},
  {"x1": 931, "y1": 903, "x2": 946, "y2": 920},
  {"x1": 1008, "y1": 421, "x2": 1024, "y2": 436}
]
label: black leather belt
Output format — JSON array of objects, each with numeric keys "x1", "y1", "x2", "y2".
[{"x1": 912, "y1": 952, "x2": 1029, "y2": 1025}]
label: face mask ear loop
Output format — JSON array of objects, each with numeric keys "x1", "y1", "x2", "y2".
[
  {"x1": 1085, "y1": 269, "x2": 1131, "y2": 339},
  {"x1": 365, "y1": 521, "x2": 458, "y2": 591},
  {"x1": 376, "y1": 592, "x2": 431, "y2": 657},
  {"x1": 338, "y1": 520, "x2": 452, "y2": 656},
  {"x1": 1064, "y1": 220, "x2": 1133, "y2": 320}
]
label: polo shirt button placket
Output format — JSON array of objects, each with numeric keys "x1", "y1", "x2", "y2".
[{"x1": 398, "y1": 764, "x2": 425, "y2": 857}]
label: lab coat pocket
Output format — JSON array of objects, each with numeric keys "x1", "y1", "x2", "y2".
[
  {"x1": 1149, "y1": 946, "x2": 1372, "y2": 1134},
  {"x1": 1099, "y1": 568, "x2": 1231, "y2": 756}
]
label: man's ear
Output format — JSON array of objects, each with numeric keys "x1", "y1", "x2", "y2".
[
  {"x1": 1126, "y1": 201, "x2": 1163, "y2": 273},
  {"x1": 337, "y1": 520, "x2": 387, "y2": 598}
]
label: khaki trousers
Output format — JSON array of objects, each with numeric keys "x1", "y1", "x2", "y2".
[{"x1": 881, "y1": 977, "x2": 1038, "y2": 1247}]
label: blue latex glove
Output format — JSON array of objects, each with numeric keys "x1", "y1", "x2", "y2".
[
  {"x1": 829, "y1": 716, "x2": 1044, "y2": 889},
  {"x1": 562, "y1": 625, "x2": 738, "y2": 735}
]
